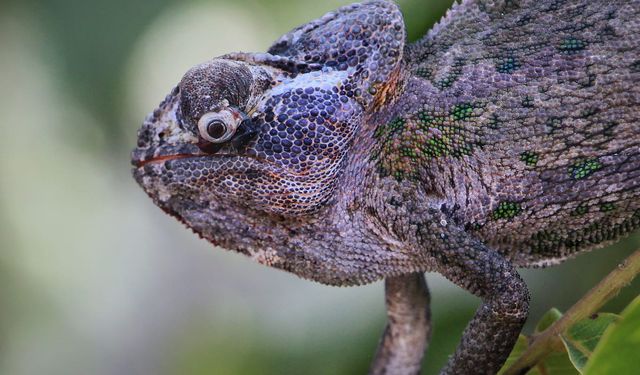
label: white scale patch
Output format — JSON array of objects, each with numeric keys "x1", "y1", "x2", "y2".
[{"x1": 157, "y1": 100, "x2": 199, "y2": 146}]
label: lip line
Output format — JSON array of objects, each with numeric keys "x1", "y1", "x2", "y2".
[{"x1": 134, "y1": 153, "x2": 197, "y2": 168}]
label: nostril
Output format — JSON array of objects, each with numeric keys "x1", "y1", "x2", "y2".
[{"x1": 136, "y1": 125, "x2": 155, "y2": 148}]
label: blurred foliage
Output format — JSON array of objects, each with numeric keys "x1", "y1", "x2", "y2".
[
  {"x1": 20, "y1": 0, "x2": 175, "y2": 142},
  {"x1": 0, "y1": 0, "x2": 638, "y2": 374},
  {"x1": 501, "y1": 297, "x2": 640, "y2": 374}
]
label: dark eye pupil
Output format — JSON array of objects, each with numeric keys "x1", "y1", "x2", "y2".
[{"x1": 207, "y1": 120, "x2": 227, "y2": 139}]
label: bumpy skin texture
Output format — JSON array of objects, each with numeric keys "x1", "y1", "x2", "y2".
[
  {"x1": 132, "y1": 0, "x2": 639, "y2": 374},
  {"x1": 387, "y1": 0, "x2": 640, "y2": 267}
]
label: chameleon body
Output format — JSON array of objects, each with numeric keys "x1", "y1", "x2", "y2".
[{"x1": 132, "y1": 1, "x2": 640, "y2": 374}]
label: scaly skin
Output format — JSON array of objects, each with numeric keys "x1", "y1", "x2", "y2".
[{"x1": 131, "y1": 1, "x2": 640, "y2": 374}]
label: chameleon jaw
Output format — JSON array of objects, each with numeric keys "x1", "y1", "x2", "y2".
[{"x1": 133, "y1": 153, "x2": 195, "y2": 168}]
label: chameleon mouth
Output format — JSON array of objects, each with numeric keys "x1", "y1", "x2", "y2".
[
  {"x1": 132, "y1": 141, "x2": 238, "y2": 168},
  {"x1": 134, "y1": 154, "x2": 195, "y2": 168},
  {"x1": 131, "y1": 141, "x2": 221, "y2": 169}
]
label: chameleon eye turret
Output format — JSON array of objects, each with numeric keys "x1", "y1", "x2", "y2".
[
  {"x1": 197, "y1": 110, "x2": 242, "y2": 144},
  {"x1": 133, "y1": 1, "x2": 640, "y2": 374}
]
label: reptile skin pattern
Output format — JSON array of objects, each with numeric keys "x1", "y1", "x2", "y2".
[{"x1": 132, "y1": 1, "x2": 639, "y2": 373}]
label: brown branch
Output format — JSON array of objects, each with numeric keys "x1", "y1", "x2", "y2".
[
  {"x1": 369, "y1": 273, "x2": 431, "y2": 375},
  {"x1": 502, "y1": 248, "x2": 640, "y2": 375}
]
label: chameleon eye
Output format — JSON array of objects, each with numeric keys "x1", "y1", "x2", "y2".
[
  {"x1": 197, "y1": 112, "x2": 237, "y2": 143},
  {"x1": 206, "y1": 120, "x2": 227, "y2": 139}
]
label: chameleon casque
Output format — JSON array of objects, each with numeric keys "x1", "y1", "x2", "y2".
[{"x1": 131, "y1": 0, "x2": 640, "y2": 373}]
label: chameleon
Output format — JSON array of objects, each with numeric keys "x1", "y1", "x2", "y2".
[{"x1": 131, "y1": 0, "x2": 640, "y2": 373}]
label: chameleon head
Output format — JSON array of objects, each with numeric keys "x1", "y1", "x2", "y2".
[
  {"x1": 131, "y1": 0, "x2": 406, "y2": 276},
  {"x1": 132, "y1": 57, "x2": 364, "y2": 215}
]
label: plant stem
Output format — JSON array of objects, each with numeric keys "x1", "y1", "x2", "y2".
[
  {"x1": 370, "y1": 273, "x2": 431, "y2": 375},
  {"x1": 503, "y1": 248, "x2": 640, "y2": 375}
]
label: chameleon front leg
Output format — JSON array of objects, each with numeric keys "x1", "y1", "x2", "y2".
[
  {"x1": 419, "y1": 222, "x2": 530, "y2": 375},
  {"x1": 370, "y1": 273, "x2": 431, "y2": 375}
]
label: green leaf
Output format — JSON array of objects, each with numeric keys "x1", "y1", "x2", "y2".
[
  {"x1": 560, "y1": 313, "x2": 620, "y2": 372},
  {"x1": 584, "y1": 297, "x2": 640, "y2": 375},
  {"x1": 535, "y1": 308, "x2": 563, "y2": 334},
  {"x1": 534, "y1": 350, "x2": 581, "y2": 375},
  {"x1": 498, "y1": 334, "x2": 578, "y2": 375}
]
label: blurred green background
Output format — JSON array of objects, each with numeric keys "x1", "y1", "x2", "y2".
[{"x1": 0, "y1": 0, "x2": 637, "y2": 374}]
